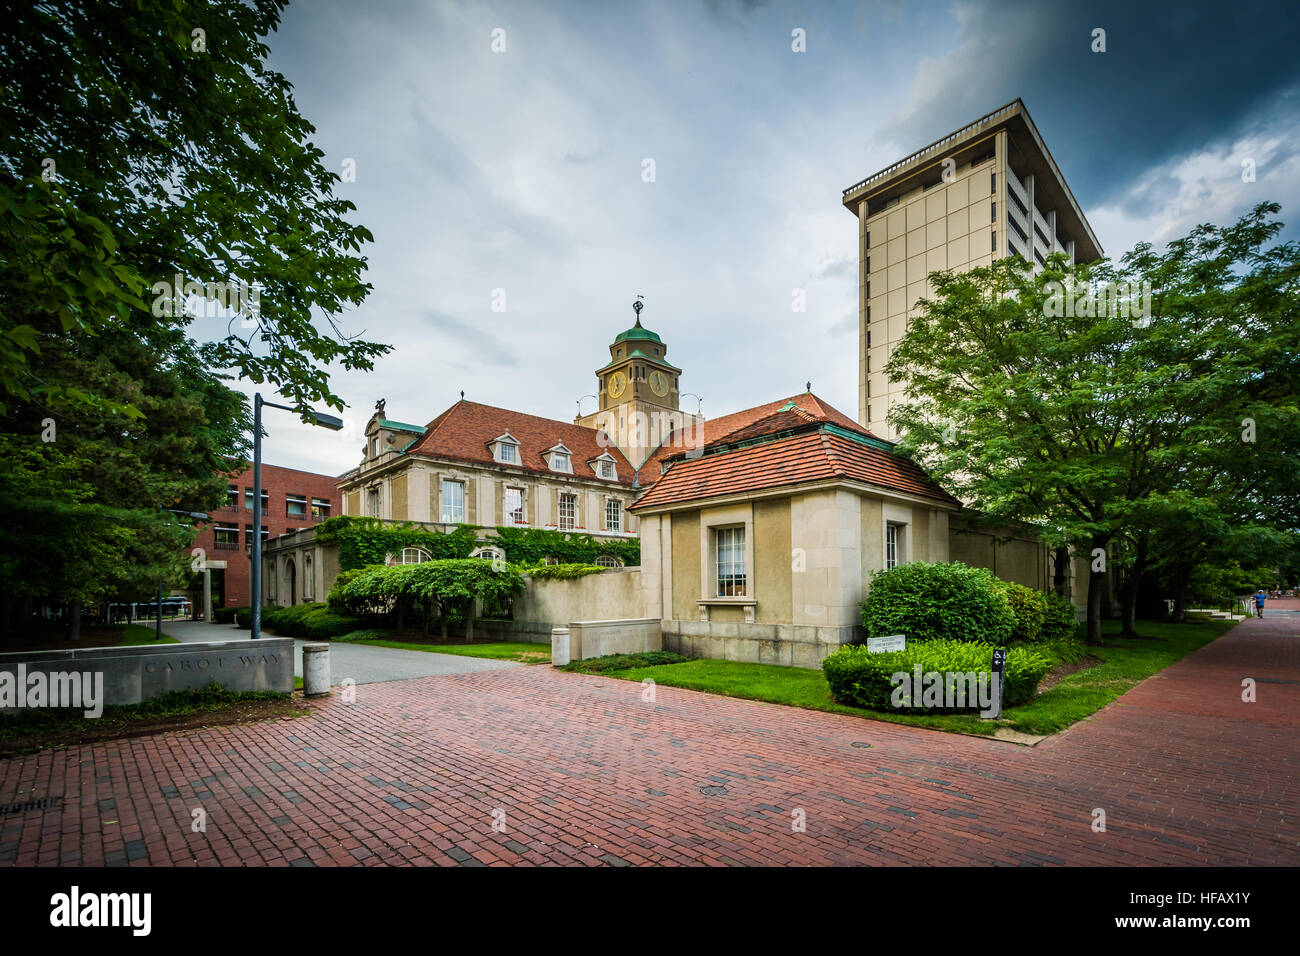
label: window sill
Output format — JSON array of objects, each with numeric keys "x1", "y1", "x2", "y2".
[{"x1": 697, "y1": 598, "x2": 757, "y2": 624}]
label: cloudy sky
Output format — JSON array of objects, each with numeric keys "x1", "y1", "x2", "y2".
[{"x1": 234, "y1": 0, "x2": 1300, "y2": 475}]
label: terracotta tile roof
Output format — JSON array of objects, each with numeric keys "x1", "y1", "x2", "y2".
[
  {"x1": 640, "y1": 392, "x2": 884, "y2": 474},
  {"x1": 629, "y1": 404, "x2": 959, "y2": 511},
  {"x1": 401, "y1": 400, "x2": 636, "y2": 485}
]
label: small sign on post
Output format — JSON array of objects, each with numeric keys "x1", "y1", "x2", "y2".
[
  {"x1": 986, "y1": 647, "x2": 1007, "y2": 719},
  {"x1": 867, "y1": 634, "x2": 906, "y2": 653}
]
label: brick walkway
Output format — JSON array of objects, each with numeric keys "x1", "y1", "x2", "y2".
[{"x1": 2, "y1": 617, "x2": 1297, "y2": 866}]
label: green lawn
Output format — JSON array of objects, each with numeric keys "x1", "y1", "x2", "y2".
[
  {"x1": 334, "y1": 631, "x2": 551, "y2": 663},
  {"x1": 118, "y1": 623, "x2": 180, "y2": 645},
  {"x1": 569, "y1": 618, "x2": 1235, "y2": 738}
]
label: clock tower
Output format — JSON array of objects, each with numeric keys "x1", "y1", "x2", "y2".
[{"x1": 576, "y1": 299, "x2": 703, "y2": 471}]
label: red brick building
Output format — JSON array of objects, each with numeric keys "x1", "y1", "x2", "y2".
[{"x1": 191, "y1": 462, "x2": 342, "y2": 609}]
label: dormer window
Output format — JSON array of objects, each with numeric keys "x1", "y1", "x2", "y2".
[
  {"x1": 491, "y1": 431, "x2": 520, "y2": 465},
  {"x1": 546, "y1": 443, "x2": 573, "y2": 473},
  {"x1": 592, "y1": 453, "x2": 617, "y2": 480}
]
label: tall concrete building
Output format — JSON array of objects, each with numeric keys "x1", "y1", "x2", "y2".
[{"x1": 841, "y1": 99, "x2": 1103, "y2": 439}]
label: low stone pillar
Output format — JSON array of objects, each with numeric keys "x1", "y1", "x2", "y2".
[
  {"x1": 551, "y1": 627, "x2": 570, "y2": 667},
  {"x1": 302, "y1": 643, "x2": 330, "y2": 697}
]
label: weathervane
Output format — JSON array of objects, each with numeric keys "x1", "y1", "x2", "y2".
[{"x1": 632, "y1": 295, "x2": 644, "y2": 327}]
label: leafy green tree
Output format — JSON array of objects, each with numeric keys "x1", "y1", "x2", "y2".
[
  {"x1": 885, "y1": 203, "x2": 1300, "y2": 644},
  {"x1": 1, "y1": 0, "x2": 389, "y2": 416},
  {"x1": 1, "y1": 0, "x2": 391, "y2": 631}
]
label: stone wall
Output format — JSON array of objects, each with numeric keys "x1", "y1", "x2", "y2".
[
  {"x1": 0, "y1": 639, "x2": 295, "y2": 708},
  {"x1": 478, "y1": 567, "x2": 645, "y2": 643},
  {"x1": 561, "y1": 618, "x2": 662, "y2": 660},
  {"x1": 662, "y1": 620, "x2": 856, "y2": 669}
]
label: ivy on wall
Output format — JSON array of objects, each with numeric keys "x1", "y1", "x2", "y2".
[{"x1": 316, "y1": 517, "x2": 640, "y2": 571}]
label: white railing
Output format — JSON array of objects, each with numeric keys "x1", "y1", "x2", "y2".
[{"x1": 843, "y1": 100, "x2": 1022, "y2": 198}]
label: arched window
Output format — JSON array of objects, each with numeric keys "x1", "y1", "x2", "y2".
[
  {"x1": 594, "y1": 555, "x2": 623, "y2": 568},
  {"x1": 304, "y1": 554, "x2": 314, "y2": 600},
  {"x1": 400, "y1": 547, "x2": 432, "y2": 565},
  {"x1": 470, "y1": 546, "x2": 506, "y2": 564}
]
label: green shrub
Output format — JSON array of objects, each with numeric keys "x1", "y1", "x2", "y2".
[
  {"x1": 996, "y1": 580, "x2": 1048, "y2": 643},
  {"x1": 1040, "y1": 593, "x2": 1080, "y2": 643},
  {"x1": 562, "y1": 652, "x2": 689, "y2": 674},
  {"x1": 860, "y1": 561, "x2": 1015, "y2": 645},
  {"x1": 524, "y1": 563, "x2": 606, "y2": 580},
  {"x1": 260, "y1": 602, "x2": 362, "y2": 638},
  {"x1": 823, "y1": 639, "x2": 1050, "y2": 713},
  {"x1": 331, "y1": 559, "x2": 526, "y2": 638},
  {"x1": 327, "y1": 566, "x2": 380, "y2": 612},
  {"x1": 213, "y1": 606, "x2": 243, "y2": 624},
  {"x1": 315, "y1": 516, "x2": 640, "y2": 571},
  {"x1": 333, "y1": 629, "x2": 391, "y2": 643}
]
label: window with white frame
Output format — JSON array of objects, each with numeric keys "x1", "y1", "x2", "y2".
[
  {"x1": 548, "y1": 446, "x2": 571, "y2": 473},
  {"x1": 441, "y1": 479, "x2": 465, "y2": 523},
  {"x1": 599, "y1": 458, "x2": 616, "y2": 480},
  {"x1": 366, "y1": 486, "x2": 381, "y2": 518},
  {"x1": 400, "y1": 547, "x2": 431, "y2": 564},
  {"x1": 595, "y1": 555, "x2": 622, "y2": 568},
  {"x1": 504, "y1": 486, "x2": 524, "y2": 525},
  {"x1": 886, "y1": 522, "x2": 908, "y2": 570},
  {"x1": 558, "y1": 492, "x2": 577, "y2": 531},
  {"x1": 605, "y1": 499, "x2": 622, "y2": 533},
  {"x1": 715, "y1": 526, "x2": 746, "y2": 597},
  {"x1": 494, "y1": 435, "x2": 519, "y2": 464},
  {"x1": 286, "y1": 494, "x2": 307, "y2": 518}
]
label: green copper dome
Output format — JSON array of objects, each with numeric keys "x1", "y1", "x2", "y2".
[{"x1": 613, "y1": 323, "x2": 661, "y2": 344}]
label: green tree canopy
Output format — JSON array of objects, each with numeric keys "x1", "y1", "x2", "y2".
[{"x1": 885, "y1": 203, "x2": 1300, "y2": 643}]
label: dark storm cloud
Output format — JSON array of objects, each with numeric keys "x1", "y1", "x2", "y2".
[{"x1": 874, "y1": 0, "x2": 1300, "y2": 205}]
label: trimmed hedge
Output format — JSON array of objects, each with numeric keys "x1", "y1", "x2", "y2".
[
  {"x1": 861, "y1": 561, "x2": 1016, "y2": 645},
  {"x1": 262, "y1": 602, "x2": 362, "y2": 639},
  {"x1": 1040, "y1": 592, "x2": 1080, "y2": 643},
  {"x1": 315, "y1": 516, "x2": 640, "y2": 572},
  {"x1": 213, "y1": 606, "x2": 243, "y2": 624},
  {"x1": 823, "y1": 640, "x2": 1051, "y2": 713},
  {"x1": 524, "y1": 562, "x2": 607, "y2": 581},
  {"x1": 996, "y1": 580, "x2": 1047, "y2": 643}
]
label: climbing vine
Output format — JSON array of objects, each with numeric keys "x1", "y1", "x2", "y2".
[{"x1": 316, "y1": 517, "x2": 640, "y2": 571}]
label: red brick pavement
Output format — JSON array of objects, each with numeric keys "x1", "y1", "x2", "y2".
[{"x1": 2, "y1": 615, "x2": 1297, "y2": 866}]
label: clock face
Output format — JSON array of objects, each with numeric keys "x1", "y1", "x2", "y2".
[
  {"x1": 648, "y1": 370, "x2": 669, "y2": 397},
  {"x1": 608, "y1": 371, "x2": 627, "y2": 398}
]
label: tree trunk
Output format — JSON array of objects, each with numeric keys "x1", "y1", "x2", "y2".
[
  {"x1": 1085, "y1": 534, "x2": 1108, "y2": 645},
  {"x1": 1086, "y1": 570, "x2": 1104, "y2": 645},
  {"x1": 464, "y1": 601, "x2": 474, "y2": 643},
  {"x1": 67, "y1": 601, "x2": 82, "y2": 642},
  {"x1": 1052, "y1": 547, "x2": 1069, "y2": 598},
  {"x1": 1171, "y1": 566, "x2": 1190, "y2": 623},
  {"x1": 1119, "y1": 573, "x2": 1140, "y2": 637},
  {"x1": 1119, "y1": 539, "x2": 1149, "y2": 638}
]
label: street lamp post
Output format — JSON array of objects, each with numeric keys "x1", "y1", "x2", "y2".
[{"x1": 250, "y1": 393, "x2": 344, "y2": 640}]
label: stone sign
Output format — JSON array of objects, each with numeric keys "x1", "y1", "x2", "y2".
[
  {"x1": 0, "y1": 639, "x2": 295, "y2": 708},
  {"x1": 867, "y1": 634, "x2": 906, "y2": 653}
]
